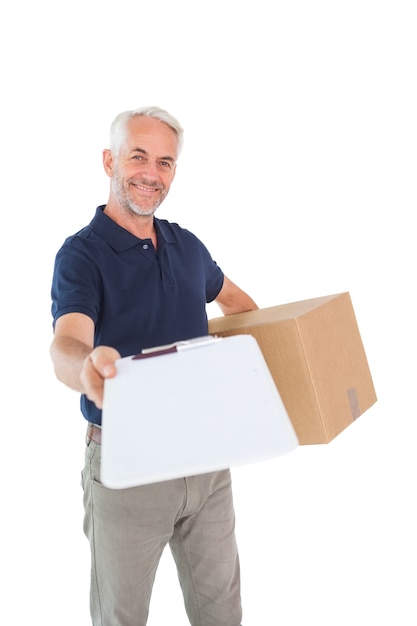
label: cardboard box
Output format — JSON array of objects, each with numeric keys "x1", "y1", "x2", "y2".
[{"x1": 208, "y1": 292, "x2": 377, "y2": 444}]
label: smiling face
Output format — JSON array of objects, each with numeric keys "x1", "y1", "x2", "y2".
[{"x1": 104, "y1": 115, "x2": 178, "y2": 218}]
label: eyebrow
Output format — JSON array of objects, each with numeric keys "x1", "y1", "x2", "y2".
[{"x1": 132, "y1": 148, "x2": 176, "y2": 163}]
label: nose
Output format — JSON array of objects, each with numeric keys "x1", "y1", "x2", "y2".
[{"x1": 140, "y1": 159, "x2": 159, "y2": 180}]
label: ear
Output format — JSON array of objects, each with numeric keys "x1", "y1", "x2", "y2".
[{"x1": 103, "y1": 149, "x2": 114, "y2": 177}]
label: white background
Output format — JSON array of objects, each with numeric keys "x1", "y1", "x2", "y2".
[{"x1": 1, "y1": 1, "x2": 416, "y2": 624}]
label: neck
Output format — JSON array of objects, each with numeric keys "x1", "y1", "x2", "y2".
[{"x1": 104, "y1": 203, "x2": 157, "y2": 246}]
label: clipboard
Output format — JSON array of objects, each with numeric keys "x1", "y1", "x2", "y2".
[{"x1": 101, "y1": 334, "x2": 298, "y2": 488}]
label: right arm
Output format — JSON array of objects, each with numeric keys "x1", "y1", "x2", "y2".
[{"x1": 50, "y1": 312, "x2": 120, "y2": 409}]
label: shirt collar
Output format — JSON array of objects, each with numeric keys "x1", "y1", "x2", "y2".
[{"x1": 91, "y1": 205, "x2": 175, "y2": 252}]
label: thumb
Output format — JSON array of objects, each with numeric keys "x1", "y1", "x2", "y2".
[{"x1": 89, "y1": 346, "x2": 121, "y2": 379}]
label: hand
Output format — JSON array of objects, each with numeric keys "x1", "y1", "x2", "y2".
[{"x1": 80, "y1": 346, "x2": 121, "y2": 409}]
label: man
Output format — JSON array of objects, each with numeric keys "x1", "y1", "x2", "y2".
[{"x1": 50, "y1": 106, "x2": 258, "y2": 626}]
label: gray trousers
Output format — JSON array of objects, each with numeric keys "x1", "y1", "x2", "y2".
[{"x1": 82, "y1": 439, "x2": 242, "y2": 626}]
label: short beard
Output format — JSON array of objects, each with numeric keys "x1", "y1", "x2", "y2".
[{"x1": 112, "y1": 173, "x2": 163, "y2": 217}]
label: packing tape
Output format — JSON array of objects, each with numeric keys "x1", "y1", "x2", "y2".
[{"x1": 347, "y1": 387, "x2": 361, "y2": 420}]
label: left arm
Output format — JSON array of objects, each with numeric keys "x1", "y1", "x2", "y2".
[{"x1": 215, "y1": 275, "x2": 258, "y2": 316}]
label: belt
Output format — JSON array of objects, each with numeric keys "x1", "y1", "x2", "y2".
[{"x1": 86, "y1": 423, "x2": 102, "y2": 445}]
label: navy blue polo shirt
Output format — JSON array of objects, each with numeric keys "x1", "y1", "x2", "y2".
[{"x1": 51, "y1": 205, "x2": 224, "y2": 425}]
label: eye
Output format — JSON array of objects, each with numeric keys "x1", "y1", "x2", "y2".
[
  {"x1": 132, "y1": 154, "x2": 145, "y2": 161},
  {"x1": 159, "y1": 161, "x2": 172, "y2": 168}
]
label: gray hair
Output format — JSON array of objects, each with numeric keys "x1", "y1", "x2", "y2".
[{"x1": 109, "y1": 106, "x2": 184, "y2": 158}]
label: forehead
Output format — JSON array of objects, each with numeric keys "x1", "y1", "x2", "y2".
[{"x1": 124, "y1": 116, "x2": 178, "y2": 159}]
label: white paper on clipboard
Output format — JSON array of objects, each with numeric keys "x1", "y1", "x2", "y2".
[{"x1": 101, "y1": 334, "x2": 298, "y2": 488}]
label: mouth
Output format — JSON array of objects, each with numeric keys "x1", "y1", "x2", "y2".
[{"x1": 131, "y1": 181, "x2": 162, "y2": 194}]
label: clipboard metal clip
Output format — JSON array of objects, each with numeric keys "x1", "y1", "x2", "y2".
[{"x1": 132, "y1": 335, "x2": 223, "y2": 360}]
